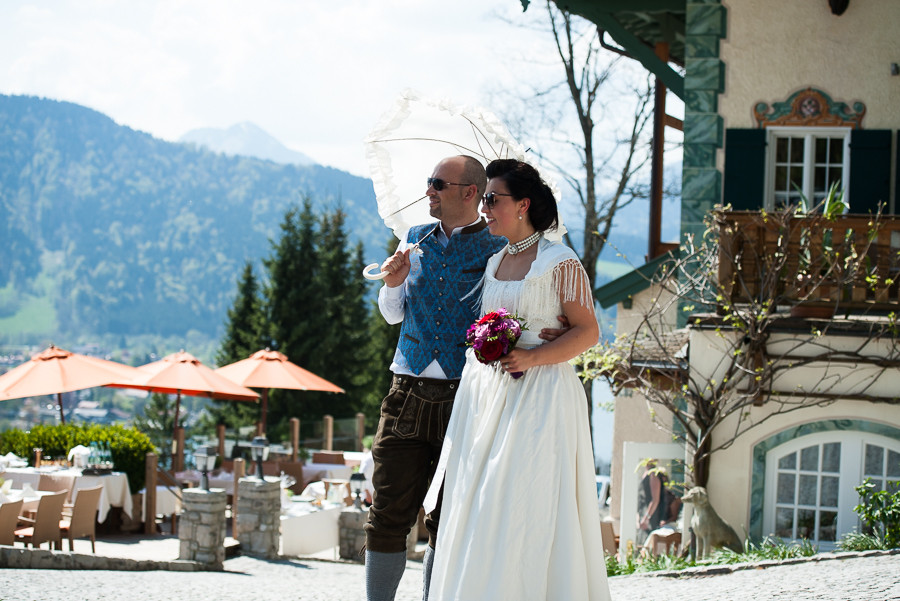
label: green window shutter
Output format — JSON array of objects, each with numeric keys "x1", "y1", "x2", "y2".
[
  {"x1": 849, "y1": 129, "x2": 891, "y2": 214},
  {"x1": 723, "y1": 129, "x2": 766, "y2": 210}
]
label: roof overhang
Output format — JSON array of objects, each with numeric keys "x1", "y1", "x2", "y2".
[
  {"x1": 523, "y1": 0, "x2": 687, "y2": 99},
  {"x1": 594, "y1": 248, "x2": 682, "y2": 309}
]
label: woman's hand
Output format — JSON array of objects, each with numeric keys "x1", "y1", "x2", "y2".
[{"x1": 499, "y1": 348, "x2": 535, "y2": 375}]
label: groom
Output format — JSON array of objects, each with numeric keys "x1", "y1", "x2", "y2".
[{"x1": 364, "y1": 155, "x2": 505, "y2": 601}]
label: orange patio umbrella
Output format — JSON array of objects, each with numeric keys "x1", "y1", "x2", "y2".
[
  {"x1": 112, "y1": 350, "x2": 259, "y2": 438},
  {"x1": 215, "y1": 348, "x2": 344, "y2": 434},
  {"x1": 0, "y1": 345, "x2": 143, "y2": 424}
]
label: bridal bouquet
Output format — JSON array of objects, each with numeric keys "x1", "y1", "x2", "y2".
[{"x1": 465, "y1": 308, "x2": 526, "y2": 379}]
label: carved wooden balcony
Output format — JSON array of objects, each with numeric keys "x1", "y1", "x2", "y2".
[{"x1": 716, "y1": 210, "x2": 900, "y2": 315}]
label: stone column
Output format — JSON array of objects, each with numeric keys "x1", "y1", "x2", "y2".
[
  {"x1": 178, "y1": 488, "x2": 227, "y2": 570},
  {"x1": 338, "y1": 506, "x2": 367, "y2": 562},
  {"x1": 236, "y1": 477, "x2": 281, "y2": 559}
]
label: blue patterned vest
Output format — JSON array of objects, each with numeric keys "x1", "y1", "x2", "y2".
[{"x1": 398, "y1": 220, "x2": 506, "y2": 379}]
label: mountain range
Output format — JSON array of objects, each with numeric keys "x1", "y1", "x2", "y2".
[
  {"x1": 0, "y1": 94, "x2": 666, "y2": 348},
  {"x1": 179, "y1": 122, "x2": 316, "y2": 167},
  {"x1": 0, "y1": 94, "x2": 385, "y2": 342}
]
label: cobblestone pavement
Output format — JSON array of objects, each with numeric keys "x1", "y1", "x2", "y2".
[{"x1": 1, "y1": 552, "x2": 898, "y2": 601}]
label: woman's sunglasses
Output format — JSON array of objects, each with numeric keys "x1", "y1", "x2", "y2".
[
  {"x1": 427, "y1": 177, "x2": 472, "y2": 191},
  {"x1": 481, "y1": 192, "x2": 515, "y2": 209}
]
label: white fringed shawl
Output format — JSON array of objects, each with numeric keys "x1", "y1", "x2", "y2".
[{"x1": 471, "y1": 238, "x2": 594, "y2": 336}]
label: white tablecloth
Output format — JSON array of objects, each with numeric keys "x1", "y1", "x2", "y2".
[
  {"x1": 302, "y1": 463, "x2": 352, "y2": 481},
  {"x1": 0, "y1": 488, "x2": 54, "y2": 513},
  {"x1": 141, "y1": 485, "x2": 182, "y2": 518},
  {"x1": 176, "y1": 471, "x2": 238, "y2": 495},
  {"x1": 175, "y1": 463, "x2": 352, "y2": 495},
  {"x1": 2, "y1": 467, "x2": 132, "y2": 522},
  {"x1": 280, "y1": 501, "x2": 343, "y2": 556}
]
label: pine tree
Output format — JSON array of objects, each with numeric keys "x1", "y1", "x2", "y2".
[
  {"x1": 358, "y1": 236, "x2": 402, "y2": 426},
  {"x1": 310, "y1": 212, "x2": 373, "y2": 415},
  {"x1": 263, "y1": 199, "x2": 325, "y2": 437},
  {"x1": 215, "y1": 261, "x2": 268, "y2": 366},
  {"x1": 133, "y1": 392, "x2": 178, "y2": 467},
  {"x1": 206, "y1": 261, "x2": 267, "y2": 432}
]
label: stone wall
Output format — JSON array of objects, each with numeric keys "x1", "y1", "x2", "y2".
[
  {"x1": 236, "y1": 478, "x2": 281, "y2": 559},
  {"x1": 178, "y1": 488, "x2": 227, "y2": 570}
]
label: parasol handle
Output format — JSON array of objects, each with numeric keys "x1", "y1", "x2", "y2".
[
  {"x1": 362, "y1": 243, "x2": 424, "y2": 281},
  {"x1": 363, "y1": 264, "x2": 389, "y2": 280}
]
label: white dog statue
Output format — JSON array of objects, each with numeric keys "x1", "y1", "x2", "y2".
[{"x1": 682, "y1": 486, "x2": 743, "y2": 558}]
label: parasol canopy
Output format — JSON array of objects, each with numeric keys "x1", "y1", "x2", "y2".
[
  {"x1": 0, "y1": 345, "x2": 143, "y2": 424},
  {"x1": 363, "y1": 88, "x2": 529, "y2": 243},
  {"x1": 110, "y1": 350, "x2": 259, "y2": 438},
  {"x1": 215, "y1": 348, "x2": 344, "y2": 435},
  {"x1": 361, "y1": 90, "x2": 565, "y2": 280}
]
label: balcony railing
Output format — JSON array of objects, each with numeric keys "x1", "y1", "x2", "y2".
[{"x1": 716, "y1": 211, "x2": 900, "y2": 314}]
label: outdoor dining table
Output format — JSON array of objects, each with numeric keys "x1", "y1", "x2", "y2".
[
  {"x1": 301, "y1": 462, "x2": 352, "y2": 481},
  {"x1": 0, "y1": 487, "x2": 55, "y2": 513},
  {"x1": 1, "y1": 467, "x2": 132, "y2": 522},
  {"x1": 176, "y1": 463, "x2": 353, "y2": 495},
  {"x1": 140, "y1": 485, "x2": 183, "y2": 518},
  {"x1": 280, "y1": 499, "x2": 344, "y2": 556}
]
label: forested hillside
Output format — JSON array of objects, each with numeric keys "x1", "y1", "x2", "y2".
[{"x1": 0, "y1": 95, "x2": 384, "y2": 340}]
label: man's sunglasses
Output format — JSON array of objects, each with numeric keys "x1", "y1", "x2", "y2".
[
  {"x1": 427, "y1": 177, "x2": 472, "y2": 191},
  {"x1": 481, "y1": 192, "x2": 515, "y2": 209}
]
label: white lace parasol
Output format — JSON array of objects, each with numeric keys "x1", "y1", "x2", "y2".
[{"x1": 361, "y1": 90, "x2": 566, "y2": 279}]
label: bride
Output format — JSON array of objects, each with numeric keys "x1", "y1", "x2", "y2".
[{"x1": 427, "y1": 159, "x2": 611, "y2": 600}]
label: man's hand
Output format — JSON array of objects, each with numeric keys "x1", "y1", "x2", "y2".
[
  {"x1": 539, "y1": 314, "x2": 571, "y2": 341},
  {"x1": 382, "y1": 248, "x2": 412, "y2": 288}
]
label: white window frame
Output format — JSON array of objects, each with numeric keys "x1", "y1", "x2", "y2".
[
  {"x1": 765, "y1": 126, "x2": 852, "y2": 211},
  {"x1": 763, "y1": 430, "x2": 900, "y2": 549}
]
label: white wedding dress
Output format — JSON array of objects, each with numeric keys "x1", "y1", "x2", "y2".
[{"x1": 428, "y1": 238, "x2": 611, "y2": 601}]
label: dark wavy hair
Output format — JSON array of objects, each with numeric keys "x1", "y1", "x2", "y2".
[{"x1": 485, "y1": 159, "x2": 558, "y2": 233}]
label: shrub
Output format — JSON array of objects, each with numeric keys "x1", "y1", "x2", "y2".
[
  {"x1": 0, "y1": 424, "x2": 155, "y2": 494},
  {"x1": 840, "y1": 478, "x2": 900, "y2": 550},
  {"x1": 839, "y1": 531, "x2": 883, "y2": 552}
]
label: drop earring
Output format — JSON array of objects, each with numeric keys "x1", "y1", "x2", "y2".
[{"x1": 518, "y1": 214, "x2": 523, "y2": 220}]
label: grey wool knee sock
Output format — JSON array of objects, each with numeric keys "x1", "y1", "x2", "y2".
[
  {"x1": 422, "y1": 545, "x2": 435, "y2": 601},
  {"x1": 366, "y1": 550, "x2": 407, "y2": 601}
]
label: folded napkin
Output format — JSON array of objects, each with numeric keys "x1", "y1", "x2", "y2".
[
  {"x1": 21, "y1": 483, "x2": 35, "y2": 496},
  {"x1": 67, "y1": 445, "x2": 90, "y2": 461},
  {"x1": 3, "y1": 452, "x2": 26, "y2": 467}
]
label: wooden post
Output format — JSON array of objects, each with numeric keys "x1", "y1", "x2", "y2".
[
  {"x1": 144, "y1": 452, "x2": 158, "y2": 535},
  {"x1": 648, "y1": 41, "x2": 669, "y2": 261},
  {"x1": 33, "y1": 447, "x2": 42, "y2": 468},
  {"x1": 216, "y1": 424, "x2": 226, "y2": 461},
  {"x1": 323, "y1": 415, "x2": 334, "y2": 451},
  {"x1": 290, "y1": 418, "x2": 300, "y2": 462},
  {"x1": 174, "y1": 427, "x2": 186, "y2": 473},
  {"x1": 232, "y1": 458, "x2": 245, "y2": 538},
  {"x1": 356, "y1": 412, "x2": 366, "y2": 451}
]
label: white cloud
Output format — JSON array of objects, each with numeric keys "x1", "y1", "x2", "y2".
[
  {"x1": 0, "y1": 0, "x2": 550, "y2": 176},
  {"x1": 1, "y1": 0, "x2": 666, "y2": 184}
]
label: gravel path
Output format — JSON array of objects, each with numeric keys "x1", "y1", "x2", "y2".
[{"x1": 1, "y1": 550, "x2": 898, "y2": 601}]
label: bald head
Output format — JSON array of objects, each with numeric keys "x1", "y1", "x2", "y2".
[{"x1": 427, "y1": 155, "x2": 486, "y2": 231}]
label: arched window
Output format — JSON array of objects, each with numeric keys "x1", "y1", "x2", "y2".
[{"x1": 763, "y1": 431, "x2": 900, "y2": 549}]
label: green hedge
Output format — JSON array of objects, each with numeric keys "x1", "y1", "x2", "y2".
[{"x1": 0, "y1": 424, "x2": 155, "y2": 494}]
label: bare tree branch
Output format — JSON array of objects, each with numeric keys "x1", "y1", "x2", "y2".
[{"x1": 576, "y1": 201, "x2": 900, "y2": 485}]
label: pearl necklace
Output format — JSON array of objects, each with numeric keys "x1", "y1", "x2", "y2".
[{"x1": 506, "y1": 231, "x2": 541, "y2": 255}]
